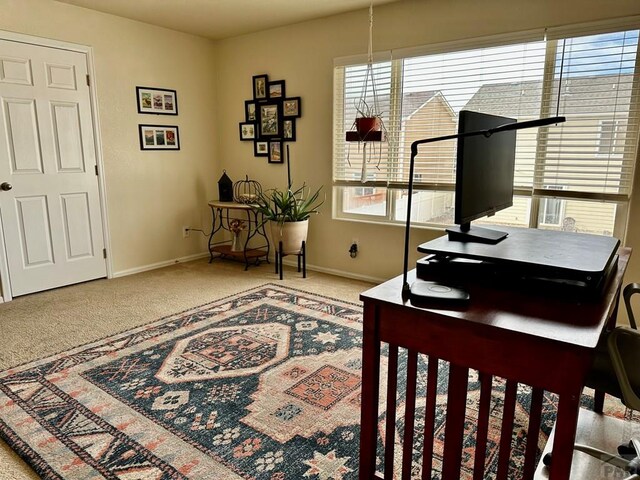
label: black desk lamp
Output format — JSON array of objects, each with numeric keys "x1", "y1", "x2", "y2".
[{"x1": 401, "y1": 115, "x2": 566, "y2": 303}]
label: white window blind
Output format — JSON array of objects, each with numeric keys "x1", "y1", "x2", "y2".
[
  {"x1": 333, "y1": 21, "x2": 640, "y2": 237},
  {"x1": 535, "y1": 31, "x2": 639, "y2": 199},
  {"x1": 399, "y1": 40, "x2": 547, "y2": 189},
  {"x1": 333, "y1": 61, "x2": 393, "y2": 185}
]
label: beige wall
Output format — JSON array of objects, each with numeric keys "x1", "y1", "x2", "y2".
[
  {"x1": 217, "y1": 0, "x2": 640, "y2": 282},
  {"x1": 0, "y1": 0, "x2": 218, "y2": 298}
]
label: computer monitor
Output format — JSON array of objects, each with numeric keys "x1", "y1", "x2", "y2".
[{"x1": 445, "y1": 110, "x2": 517, "y2": 244}]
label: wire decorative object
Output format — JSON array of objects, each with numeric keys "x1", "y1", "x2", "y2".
[{"x1": 234, "y1": 175, "x2": 262, "y2": 204}]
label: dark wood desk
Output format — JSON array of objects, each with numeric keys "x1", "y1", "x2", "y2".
[{"x1": 359, "y1": 248, "x2": 630, "y2": 480}]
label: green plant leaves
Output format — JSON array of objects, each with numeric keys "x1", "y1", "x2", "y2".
[{"x1": 254, "y1": 184, "x2": 324, "y2": 225}]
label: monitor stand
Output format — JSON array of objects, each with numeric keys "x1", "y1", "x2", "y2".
[{"x1": 446, "y1": 223, "x2": 508, "y2": 244}]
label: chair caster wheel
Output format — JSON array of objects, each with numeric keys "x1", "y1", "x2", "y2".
[
  {"x1": 543, "y1": 452, "x2": 552, "y2": 467},
  {"x1": 618, "y1": 441, "x2": 636, "y2": 460}
]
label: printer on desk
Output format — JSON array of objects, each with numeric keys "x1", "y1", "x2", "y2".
[{"x1": 416, "y1": 226, "x2": 620, "y2": 299}]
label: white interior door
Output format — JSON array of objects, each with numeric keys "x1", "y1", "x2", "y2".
[{"x1": 0, "y1": 39, "x2": 106, "y2": 297}]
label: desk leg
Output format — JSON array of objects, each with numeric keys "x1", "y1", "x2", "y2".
[
  {"x1": 401, "y1": 350, "x2": 418, "y2": 479},
  {"x1": 422, "y1": 357, "x2": 440, "y2": 479},
  {"x1": 472, "y1": 373, "x2": 494, "y2": 480},
  {"x1": 548, "y1": 392, "x2": 581, "y2": 480},
  {"x1": 522, "y1": 387, "x2": 544, "y2": 479},
  {"x1": 383, "y1": 345, "x2": 398, "y2": 480},
  {"x1": 359, "y1": 303, "x2": 381, "y2": 480},
  {"x1": 441, "y1": 363, "x2": 469, "y2": 480}
]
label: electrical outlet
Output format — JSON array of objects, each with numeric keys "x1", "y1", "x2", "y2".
[
  {"x1": 182, "y1": 226, "x2": 190, "y2": 238},
  {"x1": 349, "y1": 239, "x2": 358, "y2": 258}
]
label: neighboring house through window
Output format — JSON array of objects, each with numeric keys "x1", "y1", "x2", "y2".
[
  {"x1": 598, "y1": 120, "x2": 625, "y2": 155},
  {"x1": 539, "y1": 186, "x2": 566, "y2": 226}
]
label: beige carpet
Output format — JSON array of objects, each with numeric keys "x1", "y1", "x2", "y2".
[{"x1": 0, "y1": 258, "x2": 374, "y2": 480}]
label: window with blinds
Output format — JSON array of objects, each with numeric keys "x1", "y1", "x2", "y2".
[{"x1": 333, "y1": 23, "x2": 640, "y2": 238}]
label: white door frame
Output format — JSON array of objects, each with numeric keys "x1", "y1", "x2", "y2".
[{"x1": 0, "y1": 30, "x2": 112, "y2": 302}]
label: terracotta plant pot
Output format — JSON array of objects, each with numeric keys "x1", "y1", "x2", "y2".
[
  {"x1": 269, "y1": 219, "x2": 308, "y2": 255},
  {"x1": 355, "y1": 117, "x2": 381, "y2": 135}
]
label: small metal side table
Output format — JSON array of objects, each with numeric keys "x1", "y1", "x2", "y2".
[{"x1": 207, "y1": 201, "x2": 269, "y2": 270}]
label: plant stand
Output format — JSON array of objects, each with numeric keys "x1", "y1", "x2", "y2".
[{"x1": 275, "y1": 240, "x2": 305, "y2": 280}]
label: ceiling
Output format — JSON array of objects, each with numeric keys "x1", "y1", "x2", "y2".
[{"x1": 54, "y1": 0, "x2": 402, "y2": 40}]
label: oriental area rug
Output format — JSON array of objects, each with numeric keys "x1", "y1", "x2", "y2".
[{"x1": 0, "y1": 284, "x2": 612, "y2": 479}]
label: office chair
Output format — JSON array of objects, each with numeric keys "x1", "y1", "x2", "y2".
[
  {"x1": 624, "y1": 282, "x2": 640, "y2": 329},
  {"x1": 543, "y1": 283, "x2": 640, "y2": 479}
]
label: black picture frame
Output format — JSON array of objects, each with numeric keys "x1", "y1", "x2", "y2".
[
  {"x1": 282, "y1": 119, "x2": 296, "y2": 141},
  {"x1": 245, "y1": 100, "x2": 257, "y2": 122},
  {"x1": 136, "y1": 86, "x2": 178, "y2": 115},
  {"x1": 268, "y1": 139, "x2": 284, "y2": 164},
  {"x1": 258, "y1": 100, "x2": 283, "y2": 139},
  {"x1": 139, "y1": 124, "x2": 180, "y2": 150},
  {"x1": 254, "y1": 141, "x2": 269, "y2": 157},
  {"x1": 268, "y1": 80, "x2": 285, "y2": 99},
  {"x1": 242, "y1": 74, "x2": 301, "y2": 159},
  {"x1": 282, "y1": 97, "x2": 301, "y2": 118},
  {"x1": 252, "y1": 74, "x2": 269, "y2": 100},
  {"x1": 239, "y1": 122, "x2": 256, "y2": 141}
]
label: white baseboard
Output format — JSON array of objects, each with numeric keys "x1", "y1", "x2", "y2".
[
  {"x1": 112, "y1": 251, "x2": 383, "y2": 285},
  {"x1": 279, "y1": 258, "x2": 384, "y2": 284},
  {"x1": 112, "y1": 252, "x2": 210, "y2": 278}
]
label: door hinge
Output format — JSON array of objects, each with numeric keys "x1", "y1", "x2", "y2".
[
  {"x1": 95, "y1": 165, "x2": 99, "y2": 176},
  {"x1": 103, "y1": 248, "x2": 107, "y2": 259},
  {"x1": 86, "y1": 74, "x2": 90, "y2": 86}
]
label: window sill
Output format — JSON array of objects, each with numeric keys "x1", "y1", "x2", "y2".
[{"x1": 332, "y1": 214, "x2": 448, "y2": 233}]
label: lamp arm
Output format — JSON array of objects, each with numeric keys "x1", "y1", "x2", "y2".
[
  {"x1": 401, "y1": 115, "x2": 565, "y2": 300},
  {"x1": 401, "y1": 147, "x2": 418, "y2": 297},
  {"x1": 402, "y1": 131, "x2": 488, "y2": 297}
]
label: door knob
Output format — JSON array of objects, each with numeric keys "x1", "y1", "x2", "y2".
[{"x1": 0, "y1": 182, "x2": 12, "y2": 191}]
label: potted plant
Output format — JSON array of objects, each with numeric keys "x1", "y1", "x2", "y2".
[
  {"x1": 353, "y1": 99, "x2": 382, "y2": 137},
  {"x1": 254, "y1": 184, "x2": 324, "y2": 255}
]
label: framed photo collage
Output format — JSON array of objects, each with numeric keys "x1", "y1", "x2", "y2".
[
  {"x1": 136, "y1": 86, "x2": 180, "y2": 151},
  {"x1": 239, "y1": 74, "x2": 301, "y2": 163}
]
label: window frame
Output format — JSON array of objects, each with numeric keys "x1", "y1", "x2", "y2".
[{"x1": 332, "y1": 19, "x2": 640, "y2": 239}]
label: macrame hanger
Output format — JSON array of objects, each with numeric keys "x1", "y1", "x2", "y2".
[{"x1": 360, "y1": 1, "x2": 375, "y2": 183}]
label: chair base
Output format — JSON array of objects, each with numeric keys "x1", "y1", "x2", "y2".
[
  {"x1": 544, "y1": 443, "x2": 636, "y2": 471},
  {"x1": 536, "y1": 408, "x2": 640, "y2": 479}
]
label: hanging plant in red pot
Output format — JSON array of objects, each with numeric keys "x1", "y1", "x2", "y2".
[
  {"x1": 345, "y1": 3, "x2": 387, "y2": 180},
  {"x1": 355, "y1": 115, "x2": 381, "y2": 137}
]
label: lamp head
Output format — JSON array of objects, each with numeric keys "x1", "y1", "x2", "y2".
[{"x1": 488, "y1": 116, "x2": 565, "y2": 135}]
